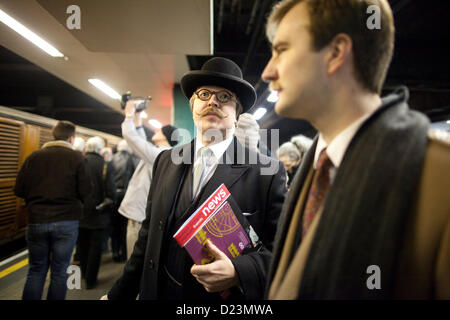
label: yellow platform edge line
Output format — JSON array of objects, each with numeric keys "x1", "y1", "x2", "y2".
[{"x1": 0, "y1": 258, "x2": 28, "y2": 279}]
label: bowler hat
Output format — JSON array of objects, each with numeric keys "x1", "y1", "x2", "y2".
[{"x1": 180, "y1": 57, "x2": 256, "y2": 112}]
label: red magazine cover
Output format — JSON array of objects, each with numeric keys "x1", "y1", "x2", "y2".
[{"x1": 173, "y1": 184, "x2": 251, "y2": 265}]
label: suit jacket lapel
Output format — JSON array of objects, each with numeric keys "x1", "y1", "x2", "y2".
[
  {"x1": 266, "y1": 136, "x2": 318, "y2": 295},
  {"x1": 198, "y1": 163, "x2": 248, "y2": 202},
  {"x1": 278, "y1": 137, "x2": 318, "y2": 234},
  {"x1": 163, "y1": 140, "x2": 194, "y2": 229}
]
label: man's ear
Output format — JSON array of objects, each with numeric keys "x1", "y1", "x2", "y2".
[{"x1": 326, "y1": 33, "x2": 353, "y2": 76}]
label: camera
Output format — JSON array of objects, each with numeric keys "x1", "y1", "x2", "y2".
[{"x1": 121, "y1": 91, "x2": 152, "y2": 113}]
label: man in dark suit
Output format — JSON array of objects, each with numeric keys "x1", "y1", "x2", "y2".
[
  {"x1": 262, "y1": 0, "x2": 449, "y2": 299},
  {"x1": 104, "y1": 57, "x2": 287, "y2": 300}
]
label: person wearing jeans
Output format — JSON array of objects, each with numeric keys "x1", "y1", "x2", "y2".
[
  {"x1": 23, "y1": 220, "x2": 79, "y2": 300},
  {"x1": 14, "y1": 121, "x2": 91, "y2": 300}
]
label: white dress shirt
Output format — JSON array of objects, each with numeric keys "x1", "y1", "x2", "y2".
[
  {"x1": 314, "y1": 111, "x2": 374, "y2": 184},
  {"x1": 192, "y1": 135, "x2": 234, "y2": 198}
]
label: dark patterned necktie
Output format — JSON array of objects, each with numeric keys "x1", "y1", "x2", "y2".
[{"x1": 302, "y1": 148, "x2": 334, "y2": 239}]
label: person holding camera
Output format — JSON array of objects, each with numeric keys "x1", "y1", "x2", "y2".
[{"x1": 118, "y1": 99, "x2": 178, "y2": 260}]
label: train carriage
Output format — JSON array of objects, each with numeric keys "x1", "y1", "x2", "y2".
[{"x1": 0, "y1": 105, "x2": 121, "y2": 245}]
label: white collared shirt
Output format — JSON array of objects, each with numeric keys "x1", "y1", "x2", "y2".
[
  {"x1": 192, "y1": 135, "x2": 234, "y2": 197},
  {"x1": 314, "y1": 111, "x2": 374, "y2": 184}
]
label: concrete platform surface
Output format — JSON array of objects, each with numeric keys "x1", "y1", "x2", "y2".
[{"x1": 0, "y1": 252, "x2": 126, "y2": 300}]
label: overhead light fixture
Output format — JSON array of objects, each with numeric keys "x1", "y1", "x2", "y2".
[
  {"x1": 253, "y1": 107, "x2": 267, "y2": 121},
  {"x1": 446, "y1": 120, "x2": 450, "y2": 124},
  {"x1": 0, "y1": 9, "x2": 64, "y2": 58},
  {"x1": 88, "y1": 79, "x2": 121, "y2": 100},
  {"x1": 267, "y1": 91, "x2": 278, "y2": 103},
  {"x1": 148, "y1": 119, "x2": 162, "y2": 129}
]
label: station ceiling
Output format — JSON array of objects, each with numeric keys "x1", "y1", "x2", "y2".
[{"x1": 0, "y1": 0, "x2": 449, "y2": 144}]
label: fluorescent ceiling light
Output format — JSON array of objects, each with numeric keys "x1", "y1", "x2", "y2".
[
  {"x1": 0, "y1": 9, "x2": 64, "y2": 57},
  {"x1": 267, "y1": 91, "x2": 278, "y2": 103},
  {"x1": 149, "y1": 119, "x2": 162, "y2": 129},
  {"x1": 88, "y1": 79, "x2": 121, "y2": 100},
  {"x1": 253, "y1": 107, "x2": 267, "y2": 121}
]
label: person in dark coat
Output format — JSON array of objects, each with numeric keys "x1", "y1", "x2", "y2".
[
  {"x1": 261, "y1": 0, "x2": 449, "y2": 299},
  {"x1": 110, "y1": 140, "x2": 135, "y2": 262},
  {"x1": 103, "y1": 57, "x2": 287, "y2": 300},
  {"x1": 14, "y1": 120, "x2": 91, "y2": 300},
  {"x1": 78, "y1": 136, "x2": 116, "y2": 289}
]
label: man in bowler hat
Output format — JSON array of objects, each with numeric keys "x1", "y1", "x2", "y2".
[{"x1": 104, "y1": 57, "x2": 287, "y2": 300}]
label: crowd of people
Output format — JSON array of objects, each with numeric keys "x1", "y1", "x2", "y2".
[{"x1": 13, "y1": 0, "x2": 449, "y2": 301}]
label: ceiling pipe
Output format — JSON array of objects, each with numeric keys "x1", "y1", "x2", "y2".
[
  {"x1": 230, "y1": 0, "x2": 238, "y2": 14},
  {"x1": 235, "y1": 0, "x2": 242, "y2": 34},
  {"x1": 242, "y1": 0, "x2": 272, "y2": 76},
  {"x1": 217, "y1": 0, "x2": 225, "y2": 34},
  {"x1": 392, "y1": 0, "x2": 412, "y2": 14},
  {"x1": 246, "y1": 1, "x2": 260, "y2": 35}
]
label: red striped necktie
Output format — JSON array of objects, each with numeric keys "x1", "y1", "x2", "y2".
[{"x1": 302, "y1": 148, "x2": 334, "y2": 239}]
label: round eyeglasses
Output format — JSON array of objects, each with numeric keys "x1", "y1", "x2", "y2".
[{"x1": 194, "y1": 89, "x2": 235, "y2": 104}]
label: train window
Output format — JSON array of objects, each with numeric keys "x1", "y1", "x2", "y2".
[{"x1": 0, "y1": 117, "x2": 24, "y2": 244}]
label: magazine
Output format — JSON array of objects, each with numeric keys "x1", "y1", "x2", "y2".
[{"x1": 173, "y1": 183, "x2": 260, "y2": 265}]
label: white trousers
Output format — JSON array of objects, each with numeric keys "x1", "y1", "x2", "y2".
[{"x1": 126, "y1": 219, "x2": 142, "y2": 260}]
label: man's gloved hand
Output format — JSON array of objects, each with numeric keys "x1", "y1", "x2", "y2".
[{"x1": 235, "y1": 113, "x2": 260, "y2": 151}]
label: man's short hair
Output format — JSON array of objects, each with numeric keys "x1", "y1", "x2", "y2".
[
  {"x1": 52, "y1": 120, "x2": 76, "y2": 141},
  {"x1": 266, "y1": 0, "x2": 395, "y2": 94}
]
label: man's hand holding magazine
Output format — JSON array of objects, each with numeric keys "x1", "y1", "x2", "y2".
[{"x1": 190, "y1": 240, "x2": 240, "y2": 292}]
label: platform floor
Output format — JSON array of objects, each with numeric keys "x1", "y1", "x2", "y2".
[{"x1": 0, "y1": 250, "x2": 126, "y2": 300}]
